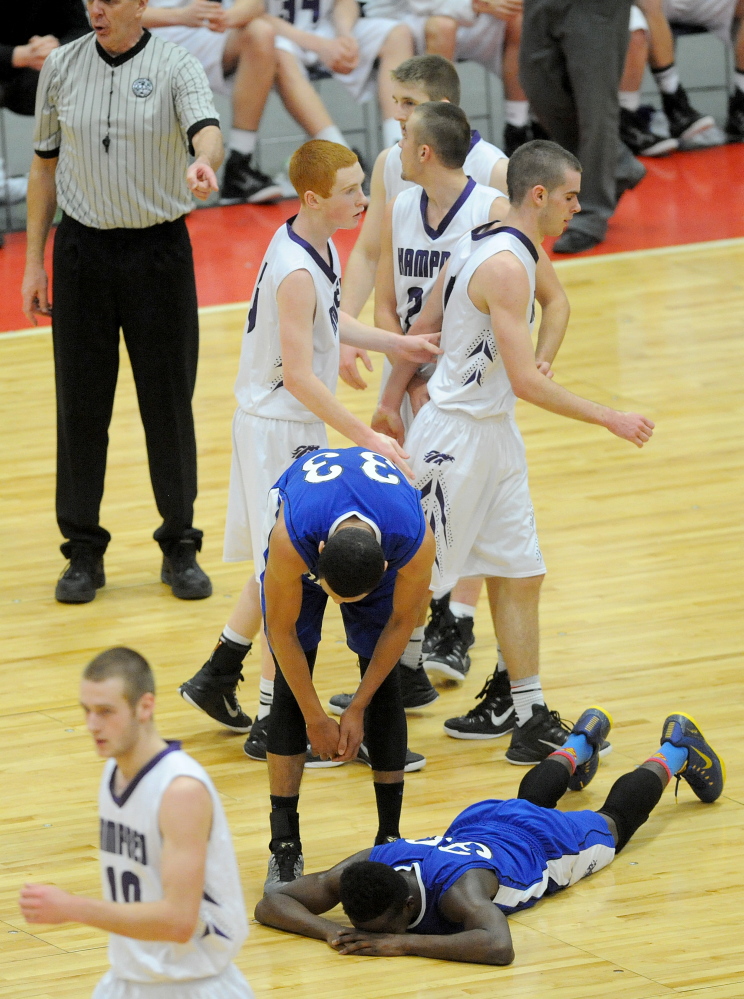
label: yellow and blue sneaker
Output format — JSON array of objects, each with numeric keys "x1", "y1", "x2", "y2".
[
  {"x1": 661, "y1": 713, "x2": 725, "y2": 803},
  {"x1": 567, "y1": 706, "x2": 614, "y2": 791}
]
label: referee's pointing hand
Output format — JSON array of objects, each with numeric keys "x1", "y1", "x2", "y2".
[{"x1": 187, "y1": 159, "x2": 219, "y2": 201}]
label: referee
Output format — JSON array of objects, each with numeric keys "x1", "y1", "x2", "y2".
[{"x1": 21, "y1": 0, "x2": 224, "y2": 604}]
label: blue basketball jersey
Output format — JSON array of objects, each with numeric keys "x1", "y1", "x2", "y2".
[
  {"x1": 370, "y1": 799, "x2": 615, "y2": 935},
  {"x1": 264, "y1": 447, "x2": 427, "y2": 657}
]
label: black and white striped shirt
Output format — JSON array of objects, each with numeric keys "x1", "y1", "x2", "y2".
[{"x1": 33, "y1": 30, "x2": 219, "y2": 230}]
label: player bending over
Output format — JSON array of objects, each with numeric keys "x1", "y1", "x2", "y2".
[{"x1": 255, "y1": 707, "x2": 724, "y2": 964}]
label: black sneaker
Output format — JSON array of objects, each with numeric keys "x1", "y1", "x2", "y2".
[
  {"x1": 726, "y1": 89, "x2": 744, "y2": 142},
  {"x1": 422, "y1": 593, "x2": 452, "y2": 657},
  {"x1": 443, "y1": 671, "x2": 515, "y2": 740},
  {"x1": 220, "y1": 150, "x2": 284, "y2": 205},
  {"x1": 503, "y1": 122, "x2": 532, "y2": 156},
  {"x1": 505, "y1": 703, "x2": 573, "y2": 765},
  {"x1": 243, "y1": 715, "x2": 269, "y2": 760},
  {"x1": 161, "y1": 540, "x2": 212, "y2": 600},
  {"x1": 179, "y1": 664, "x2": 252, "y2": 733},
  {"x1": 328, "y1": 663, "x2": 439, "y2": 715},
  {"x1": 619, "y1": 108, "x2": 678, "y2": 157},
  {"x1": 661, "y1": 86, "x2": 715, "y2": 142},
  {"x1": 55, "y1": 550, "x2": 105, "y2": 604},
  {"x1": 356, "y1": 743, "x2": 426, "y2": 773},
  {"x1": 264, "y1": 841, "x2": 304, "y2": 893},
  {"x1": 424, "y1": 617, "x2": 474, "y2": 685}
]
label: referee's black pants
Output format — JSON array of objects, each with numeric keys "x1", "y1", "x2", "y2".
[{"x1": 52, "y1": 214, "x2": 203, "y2": 559}]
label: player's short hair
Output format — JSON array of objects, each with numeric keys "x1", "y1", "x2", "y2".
[
  {"x1": 410, "y1": 102, "x2": 471, "y2": 169},
  {"x1": 339, "y1": 861, "x2": 410, "y2": 924},
  {"x1": 289, "y1": 140, "x2": 359, "y2": 199},
  {"x1": 83, "y1": 647, "x2": 155, "y2": 709},
  {"x1": 391, "y1": 55, "x2": 461, "y2": 104},
  {"x1": 506, "y1": 139, "x2": 582, "y2": 205},
  {"x1": 316, "y1": 527, "x2": 385, "y2": 598}
]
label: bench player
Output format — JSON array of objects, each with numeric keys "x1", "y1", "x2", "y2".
[
  {"x1": 19, "y1": 647, "x2": 253, "y2": 998},
  {"x1": 178, "y1": 141, "x2": 439, "y2": 750},
  {"x1": 376, "y1": 140, "x2": 654, "y2": 762},
  {"x1": 259, "y1": 446, "x2": 436, "y2": 891},
  {"x1": 254, "y1": 708, "x2": 724, "y2": 963}
]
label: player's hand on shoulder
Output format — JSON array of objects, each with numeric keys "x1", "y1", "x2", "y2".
[
  {"x1": 606, "y1": 411, "x2": 655, "y2": 447},
  {"x1": 19, "y1": 883, "x2": 72, "y2": 925},
  {"x1": 307, "y1": 716, "x2": 342, "y2": 762},
  {"x1": 330, "y1": 927, "x2": 408, "y2": 957},
  {"x1": 371, "y1": 406, "x2": 405, "y2": 446},
  {"x1": 339, "y1": 344, "x2": 373, "y2": 390},
  {"x1": 394, "y1": 332, "x2": 441, "y2": 364},
  {"x1": 368, "y1": 432, "x2": 414, "y2": 480}
]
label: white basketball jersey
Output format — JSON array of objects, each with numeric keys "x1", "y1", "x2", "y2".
[
  {"x1": 427, "y1": 223, "x2": 538, "y2": 419},
  {"x1": 383, "y1": 130, "x2": 507, "y2": 201},
  {"x1": 265, "y1": 0, "x2": 334, "y2": 33},
  {"x1": 392, "y1": 177, "x2": 496, "y2": 331},
  {"x1": 99, "y1": 744, "x2": 248, "y2": 984},
  {"x1": 235, "y1": 217, "x2": 341, "y2": 422}
]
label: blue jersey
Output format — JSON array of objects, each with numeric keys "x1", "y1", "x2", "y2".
[
  {"x1": 264, "y1": 447, "x2": 427, "y2": 658},
  {"x1": 370, "y1": 799, "x2": 615, "y2": 935}
]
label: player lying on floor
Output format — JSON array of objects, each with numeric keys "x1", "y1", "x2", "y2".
[{"x1": 255, "y1": 708, "x2": 725, "y2": 964}]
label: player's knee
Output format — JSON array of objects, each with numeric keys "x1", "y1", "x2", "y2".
[
  {"x1": 241, "y1": 16, "x2": 275, "y2": 52},
  {"x1": 425, "y1": 16, "x2": 457, "y2": 54},
  {"x1": 384, "y1": 22, "x2": 415, "y2": 56}
]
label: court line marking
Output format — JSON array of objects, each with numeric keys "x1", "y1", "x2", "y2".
[{"x1": 3, "y1": 235, "x2": 743, "y2": 340}]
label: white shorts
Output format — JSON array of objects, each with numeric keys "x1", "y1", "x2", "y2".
[
  {"x1": 223, "y1": 409, "x2": 328, "y2": 573},
  {"x1": 274, "y1": 17, "x2": 402, "y2": 102},
  {"x1": 405, "y1": 402, "x2": 545, "y2": 594},
  {"x1": 630, "y1": 0, "x2": 736, "y2": 43},
  {"x1": 92, "y1": 964, "x2": 253, "y2": 999},
  {"x1": 404, "y1": 12, "x2": 505, "y2": 77},
  {"x1": 150, "y1": 26, "x2": 232, "y2": 95}
]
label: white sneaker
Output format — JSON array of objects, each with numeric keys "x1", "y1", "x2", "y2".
[{"x1": 0, "y1": 176, "x2": 28, "y2": 205}]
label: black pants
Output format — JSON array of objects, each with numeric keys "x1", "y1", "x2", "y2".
[
  {"x1": 52, "y1": 214, "x2": 202, "y2": 557},
  {"x1": 268, "y1": 650, "x2": 408, "y2": 772},
  {"x1": 520, "y1": 0, "x2": 635, "y2": 240}
]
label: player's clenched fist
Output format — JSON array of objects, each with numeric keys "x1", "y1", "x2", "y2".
[
  {"x1": 19, "y1": 884, "x2": 73, "y2": 925},
  {"x1": 606, "y1": 412, "x2": 655, "y2": 448}
]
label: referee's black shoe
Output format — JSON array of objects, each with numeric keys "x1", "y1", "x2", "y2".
[
  {"x1": 220, "y1": 151, "x2": 283, "y2": 205},
  {"x1": 55, "y1": 550, "x2": 105, "y2": 604},
  {"x1": 161, "y1": 540, "x2": 212, "y2": 600}
]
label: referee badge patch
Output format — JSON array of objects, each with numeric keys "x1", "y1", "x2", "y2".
[{"x1": 132, "y1": 78, "x2": 154, "y2": 98}]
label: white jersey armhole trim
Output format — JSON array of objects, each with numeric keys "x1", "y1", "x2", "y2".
[{"x1": 328, "y1": 511, "x2": 382, "y2": 543}]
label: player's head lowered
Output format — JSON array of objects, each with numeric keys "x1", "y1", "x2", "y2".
[
  {"x1": 289, "y1": 141, "x2": 367, "y2": 228},
  {"x1": 316, "y1": 521, "x2": 387, "y2": 602},
  {"x1": 391, "y1": 55, "x2": 461, "y2": 125},
  {"x1": 80, "y1": 647, "x2": 157, "y2": 756},
  {"x1": 506, "y1": 140, "x2": 582, "y2": 234},
  {"x1": 401, "y1": 102, "x2": 471, "y2": 181},
  {"x1": 339, "y1": 861, "x2": 416, "y2": 933}
]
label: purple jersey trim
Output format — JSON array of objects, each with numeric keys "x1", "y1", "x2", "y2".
[{"x1": 108, "y1": 741, "x2": 182, "y2": 809}]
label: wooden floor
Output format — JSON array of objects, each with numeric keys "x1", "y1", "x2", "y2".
[{"x1": 1, "y1": 239, "x2": 743, "y2": 998}]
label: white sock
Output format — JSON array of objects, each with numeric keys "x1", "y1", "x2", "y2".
[
  {"x1": 314, "y1": 125, "x2": 350, "y2": 148},
  {"x1": 496, "y1": 645, "x2": 507, "y2": 672},
  {"x1": 504, "y1": 100, "x2": 530, "y2": 128},
  {"x1": 652, "y1": 64, "x2": 680, "y2": 95},
  {"x1": 230, "y1": 129, "x2": 257, "y2": 156},
  {"x1": 619, "y1": 90, "x2": 641, "y2": 113},
  {"x1": 509, "y1": 675, "x2": 544, "y2": 727},
  {"x1": 223, "y1": 623, "x2": 251, "y2": 646},
  {"x1": 449, "y1": 601, "x2": 476, "y2": 620},
  {"x1": 401, "y1": 626, "x2": 425, "y2": 668},
  {"x1": 735, "y1": 71, "x2": 744, "y2": 94},
  {"x1": 382, "y1": 117, "x2": 402, "y2": 148},
  {"x1": 257, "y1": 677, "x2": 274, "y2": 720}
]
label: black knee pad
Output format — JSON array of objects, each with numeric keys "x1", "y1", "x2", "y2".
[
  {"x1": 359, "y1": 657, "x2": 407, "y2": 772},
  {"x1": 266, "y1": 648, "x2": 318, "y2": 757},
  {"x1": 598, "y1": 768, "x2": 665, "y2": 853},
  {"x1": 517, "y1": 757, "x2": 571, "y2": 809}
]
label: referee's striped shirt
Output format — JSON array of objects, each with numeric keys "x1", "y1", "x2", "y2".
[{"x1": 33, "y1": 30, "x2": 219, "y2": 230}]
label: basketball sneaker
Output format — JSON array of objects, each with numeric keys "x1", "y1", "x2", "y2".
[
  {"x1": 328, "y1": 663, "x2": 438, "y2": 714},
  {"x1": 726, "y1": 88, "x2": 744, "y2": 142},
  {"x1": 505, "y1": 703, "x2": 574, "y2": 765},
  {"x1": 442, "y1": 671, "x2": 515, "y2": 739},
  {"x1": 179, "y1": 664, "x2": 252, "y2": 733},
  {"x1": 565, "y1": 705, "x2": 613, "y2": 791},
  {"x1": 661, "y1": 86, "x2": 715, "y2": 142},
  {"x1": 424, "y1": 616, "x2": 474, "y2": 684},
  {"x1": 264, "y1": 842, "x2": 304, "y2": 893},
  {"x1": 422, "y1": 593, "x2": 453, "y2": 656},
  {"x1": 220, "y1": 151, "x2": 284, "y2": 205},
  {"x1": 619, "y1": 108, "x2": 678, "y2": 157},
  {"x1": 303, "y1": 744, "x2": 426, "y2": 771},
  {"x1": 243, "y1": 715, "x2": 269, "y2": 760},
  {"x1": 660, "y1": 713, "x2": 725, "y2": 803}
]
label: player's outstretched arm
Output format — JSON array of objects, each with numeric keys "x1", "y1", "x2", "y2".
[
  {"x1": 473, "y1": 255, "x2": 655, "y2": 447},
  {"x1": 255, "y1": 849, "x2": 373, "y2": 939},
  {"x1": 533, "y1": 245, "x2": 570, "y2": 371},
  {"x1": 19, "y1": 777, "x2": 213, "y2": 943},
  {"x1": 333, "y1": 869, "x2": 515, "y2": 964}
]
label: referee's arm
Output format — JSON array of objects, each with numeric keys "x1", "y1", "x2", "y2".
[
  {"x1": 187, "y1": 125, "x2": 224, "y2": 202},
  {"x1": 22, "y1": 153, "x2": 58, "y2": 325}
]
